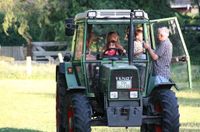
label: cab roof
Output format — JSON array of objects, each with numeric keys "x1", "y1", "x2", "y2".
[{"x1": 74, "y1": 9, "x2": 149, "y2": 21}]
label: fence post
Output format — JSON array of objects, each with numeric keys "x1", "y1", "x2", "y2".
[
  {"x1": 26, "y1": 56, "x2": 32, "y2": 76},
  {"x1": 58, "y1": 52, "x2": 64, "y2": 63}
]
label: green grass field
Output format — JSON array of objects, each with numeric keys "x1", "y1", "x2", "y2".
[
  {"x1": 1, "y1": 80, "x2": 200, "y2": 132},
  {"x1": 0, "y1": 62, "x2": 200, "y2": 132}
]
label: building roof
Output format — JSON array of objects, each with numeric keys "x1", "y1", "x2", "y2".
[{"x1": 170, "y1": 0, "x2": 192, "y2": 8}]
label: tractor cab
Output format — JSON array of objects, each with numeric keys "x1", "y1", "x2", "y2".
[{"x1": 67, "y1": 9, "x2": 149, "y2": 92}]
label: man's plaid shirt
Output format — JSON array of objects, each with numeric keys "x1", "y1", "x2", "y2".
[{"x1": 153, "y1": 38, "x2": 172, "y2": 79}]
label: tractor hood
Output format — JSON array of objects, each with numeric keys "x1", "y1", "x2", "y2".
[{"x1": 99, "y1": 63, "x2": 140, "y2": 100}]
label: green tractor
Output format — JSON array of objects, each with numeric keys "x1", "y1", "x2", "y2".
[{"x1": 56, "y1": 9, "x2": 192, "y2": 132}]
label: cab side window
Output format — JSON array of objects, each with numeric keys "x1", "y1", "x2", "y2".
[{"x1": 74, "y1": 24, "x2": 84, "y2": 60}]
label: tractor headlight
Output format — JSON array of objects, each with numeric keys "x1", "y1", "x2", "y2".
[
  {"x1": 130, "y1": 91, "x2": 138, "y2": 98},
  {"x1": 88, "y1": 11, "x2": 97, "y2": 18},
  {"x1": 110, "y1": 91, "x2": 118, "y2": 99}
]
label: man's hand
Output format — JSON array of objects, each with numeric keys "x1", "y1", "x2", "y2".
[
  {"x1": 143, "y1": 43, "x2": 150, "y2": 50},
  {"x1": 143, "y1": 43, "x2": 158, "y2": 60}
]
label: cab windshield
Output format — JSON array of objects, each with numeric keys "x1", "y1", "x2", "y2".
[{"x1": 85, "y1": 23, "x2": 150, "y2": 61}]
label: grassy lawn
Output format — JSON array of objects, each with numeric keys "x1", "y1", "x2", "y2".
[
  {"x1": 0, "y1": 80, "x2": 200, "y2": 132},
  {"x1": 0, "y1": 80, "x2": 140, "y2": 132},
  {"x1": 177, "y1": 85, "x2": 200, "y2": 132},
  {"x1": 0, "y1": 62, "x2": 200, "y2": 131},
  {"x1": 0, "y1": 80, "x2": 55, "y2": 132}
]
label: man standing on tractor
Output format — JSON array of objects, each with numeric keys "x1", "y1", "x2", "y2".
[{"x1": 144, "y1": 27, "x2": 172, "y2": 85}]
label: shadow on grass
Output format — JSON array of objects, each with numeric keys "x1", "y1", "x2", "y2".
[
  {"x1": 181, "y1": 122, "x2": 200, "y2": 131},
  {"x1": 175, "y1": 82, "x2": 200, "y2": 90},
  {"x1": 180, "y1": 128, "x2": 200, "y2": 132},
  {"x1": 0, "y1": 128, "x2": 43, "y2": 132},
  {"x1": 19, "y1": 92, "x2": 55, "y2": 98},
  {"x1": 178, "y1": 97, "x2": 200, "y2": 107}
]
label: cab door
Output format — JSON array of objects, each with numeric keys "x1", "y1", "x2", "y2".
[{"x1": 149, "y1": 17, "x2": 192, "y2": 89}]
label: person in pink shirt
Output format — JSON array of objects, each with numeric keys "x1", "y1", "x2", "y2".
[{"x1": 103, "y1": 31, "x2": 126, "y2": 56}]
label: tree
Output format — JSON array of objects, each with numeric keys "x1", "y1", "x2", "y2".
[
  {"x1": 0, "y1": 0, "x2": 32, "y2": 42},
  {"x1": 0, "y1": 12, "x2": 25, "y2": 46},
  {"x1": 1, "y1": 0, "x2": 176, "y2": 44},
  {"x1": 0, "y1": 0, "x2": 68, "y2": 42}
]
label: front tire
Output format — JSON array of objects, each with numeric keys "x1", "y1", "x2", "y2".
[
  {"x1": 69, "y1": 93, "x2": 91, "y2": 132},
  {"x1": 56, "y1": 72, "x2": 69, "y2": 132},
  {"x1": 56, "y1": 71, "x2": 91, "y2": 132}
]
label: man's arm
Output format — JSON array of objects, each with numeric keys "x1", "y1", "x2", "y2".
[
  {"x1": 147, "y1": 47, "x2": 158, "y2": 60},
  {"x1": 144, "y1": 43, "x2": 158, "y2": 60}
]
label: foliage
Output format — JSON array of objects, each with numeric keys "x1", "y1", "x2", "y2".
[
  {"x1": 175, "y1": 8, "x2": 200, "y2": 64},
  {"x1": 0, "y1": 0, "x2": 68, "y2": 44},
  {"x1": 0, "y1": 0, "x2": 176, "y2": 45},
  {"x1": 37, "y1": 0, "x2": 68, "y2": 41},
  {"x1": 0, "y1": 0, "x2": 32, "y2": 42},
  {"x1": 0, "y1": 12, "x2": 26, "y2": 45},
  {"x1": 183, "y1": 31, "x2": 200, "y2": 64},
  {"x1": 66, "y1": 0, "x2": 175, "y2": 19},
  {"x1": 0, "y1": 0, "x2": 199, "y2": 62}
]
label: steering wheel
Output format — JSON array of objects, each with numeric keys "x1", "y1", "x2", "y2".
[
  {"x1": 103, "y1": 48, "x2": 122, "y2": 56},
  {"x1": 102, "y1": 48, "x2": 126, "y2": 61}
]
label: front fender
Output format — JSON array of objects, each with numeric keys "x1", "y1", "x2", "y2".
[{"x1": 56, "y1": 62, "x2": 85, "y2": 91}]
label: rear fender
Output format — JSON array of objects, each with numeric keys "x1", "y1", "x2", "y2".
[
  {"x1": 147, "y1": 76, "x2": 176, "y2": 96},
  {"x1": 153, "y1": 83, "x2": 175, "y2": 91}
]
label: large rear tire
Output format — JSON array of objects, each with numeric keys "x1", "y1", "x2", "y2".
[{"x1": 142, "y1": 89, "x2": 180, "y2": 132}]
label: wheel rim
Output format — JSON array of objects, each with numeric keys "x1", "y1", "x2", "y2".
[
  {"x1": 67, "y1": 106, "x2": 74, "y2": 132},
  {"x1": 155, "y1": 103, "x2": 162, "y2": 132}
]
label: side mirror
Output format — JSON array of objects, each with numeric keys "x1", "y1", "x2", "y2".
[
  {"x1": 65, "y1": 18, "x2": 75, "y2": 36},
  {"x1": 64, "y1": 52, "x2": 72, "y2": 62}
]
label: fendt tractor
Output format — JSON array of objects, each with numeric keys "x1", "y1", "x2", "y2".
[{"x1": 56, "y1": 9, "x2": 192, "y2": 132}]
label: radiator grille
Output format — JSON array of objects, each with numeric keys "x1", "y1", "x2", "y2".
[{"x1": 110, "y1": 69, "x2": 139, "y2": 91}]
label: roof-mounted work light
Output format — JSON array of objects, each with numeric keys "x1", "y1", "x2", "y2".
[
  {"x1": 87, "y1": 11, "x2": 97, "y2": 18},
  {"x1": 134, "y1": 11, "x2": 144, "y2": 18},
  {"x1": 134, "y1": 10, "x2": 148, "y2": 19}
]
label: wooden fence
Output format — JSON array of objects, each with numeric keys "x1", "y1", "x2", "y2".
[
  {"x1": 0, "y1": 42, "x2": 68, "y2": 61},
  {"x1": 0, "y1": 46, "x2": 25, "y2": 60},
  {"x1": 32, "y1": 41, "x2": 68, "y2": 62}
]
